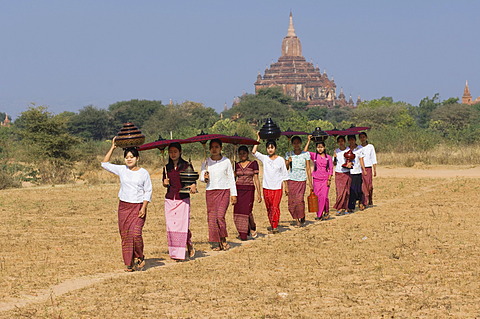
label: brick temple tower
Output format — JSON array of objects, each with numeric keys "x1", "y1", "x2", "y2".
[
  {"x1": 0, "y1": 113, "x2": 10, "y2": 127},
  {"x1": 254, "y1": 13, "x2": 354, "y2": 108},
  {"x1": 462, "y1": 81, "x2": 480, "y2": 105}
]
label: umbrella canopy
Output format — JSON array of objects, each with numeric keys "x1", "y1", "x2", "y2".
[
  {"x1": 325, "y1": 129, "x2": 353, "y2": 136},
  {"x1": 281, "y1": 130, "x2": 309, "y2": 138},
  {"x1": 137, "y1": 138, "x2": 186, "y2": 151},
  {"x1": 217, "y1": 135, "x2": 259, "y2": 145},
  {"x1": 183, "y1": 133, "x2": 228, "y2": 144}
]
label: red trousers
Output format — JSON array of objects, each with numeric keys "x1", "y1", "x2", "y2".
[{"x1": 263, "y1": 189, "x2": 282, "y2": 229}]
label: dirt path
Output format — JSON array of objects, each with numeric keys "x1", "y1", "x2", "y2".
[{"x1": 0, "y1": 171, "x2": 466, "y2": 313}]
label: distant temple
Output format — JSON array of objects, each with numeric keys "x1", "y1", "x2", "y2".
[
  {"x1": 254, "y1": 13, "x2": 356, "y2": 108},
  {"x1": 462, "y1": 81, "x2": 480, "y2": 105},
  {"x1": 0, "y1": 113, "x2": 10, "y2": 127}
]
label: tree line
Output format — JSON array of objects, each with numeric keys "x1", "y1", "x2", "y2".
[{"x1": 1, "y1": 87, "x2": 479, "y2": 187}]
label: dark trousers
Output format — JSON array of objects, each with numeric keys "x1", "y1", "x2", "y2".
[{"x1": 348, "y1": 174, "x2": 363, "y2": 210}]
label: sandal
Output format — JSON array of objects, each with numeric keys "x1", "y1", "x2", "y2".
[
  {"x1": 134, "y1": 257, "x2": 145, "y2": 271},
  {"x1": 212, "y1": 245, "x2": 222, "y2": 251},
  {"x1": 221, "y1": 242, "x2": 231, "y2": 250},
  {"x1": 124, "y1": 265, "x2": 134, "y2": 272},
  {"x1": 187, "y1": 244, "x2": 196, "y2": 258},
  {"x1": 250, "y1": 230, "x2": 258, "y2": 238}
]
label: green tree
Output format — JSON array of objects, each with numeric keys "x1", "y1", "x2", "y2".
[
  {"x1": 305, "y1": 107, "x2": 328, "y2": 121},
  {"x1": 109, "y1": 99, "x2": 164, "y2": 129},
  {"x1": 224, "y1": 94, "x2": 292, "y2": 126},
  {"x1": 256, "y1": 87, "x2": 293, "y2": 105},
  {"x1": 14, "y1": 106, "x2": 79, "y2": 183},
  {"x1": 143, "y1": 101, "x2": 219, "y2": 139},
  {"x1": 68, "y1": 105, "x2": 116, "y2": 140}
]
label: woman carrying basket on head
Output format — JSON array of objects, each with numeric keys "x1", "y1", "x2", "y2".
[{"x1": 101, "y1": 138, "x2": 152, "y2": 272}]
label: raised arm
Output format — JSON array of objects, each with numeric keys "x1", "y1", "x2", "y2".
[
  {"x1": 303, "y1": 135, "x2": 312, "y2": 152},
  {"x1": 252, "y1": 131, "x2": 260, "y2": 154},
  {"x1": 102, "y1": 137, "x2": 117, "y2": 163}
]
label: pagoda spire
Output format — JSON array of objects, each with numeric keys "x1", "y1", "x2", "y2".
[
  {"x1": 462, "y1": 80, "x2": 472, "y2": 104},
  {"x1": 464, "y1": 80, "x2": 471, "y2": 96},
  {"x1": 281, "y1": 12, "x2": 302, "y2": 57},
  {"x1": 287, "y1": 12, "x2": 296, "y2": 37}
]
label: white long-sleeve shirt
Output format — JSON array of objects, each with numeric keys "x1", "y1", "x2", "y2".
[
  {"x1": 253, "y1": 151, "x2": 289, "y2": 190},
  {"x1": 200, "y1": 156, "x2": 237, "y2": 196},
  {"x1": 362, "y1": 144, "x2": 377, "y2": 167},
  {"x1": 334, "y1": 147, "x2": 351, "y2": 173},
  {"x1": 350, "y1": 145, "x2": 365, "y2": 175},
  {"x1": 101, "y1": 162, "x2": 152, "y2": 203}
]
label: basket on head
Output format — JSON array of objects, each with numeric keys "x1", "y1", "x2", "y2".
[{"x1": 114, "y1": 123, "x2": 146, "y2": 149}]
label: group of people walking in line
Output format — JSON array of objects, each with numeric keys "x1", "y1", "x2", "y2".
[{"x1": 101, "y1": 131, "x2": 377, "y2": 271}]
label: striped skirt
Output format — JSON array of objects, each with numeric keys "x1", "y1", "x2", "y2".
[
  {"x1": 206, "y1": 189, "x2": 230, "y2": 242},
  {"x1": 287, "y1": 180, "x2": 306, "y2": 220},
  {"x1": 233, "y1": 185, "x2": 256, "y2": 240},
  {"x1": 362, "y1": 167, "x2": 373, "y2": 206},
  {"x1": 334, "y1": 172, "x2": 351, "y2": 210},
  {"x1": 118, "y1": 201, "x2": 146, "y2": 266},
  {"x1": 165, "y1": 198, "x2": 192, "y2": 260}
]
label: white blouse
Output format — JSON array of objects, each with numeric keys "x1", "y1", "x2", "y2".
[
  {"x1": 200, "y1": 156, "x2": 237, "y2": 196},
  {"x1": 350, "y1": 145, "x2": 365, "y2": 175},
  {"x1": 101, "y1": 162, "x2": 152, "y2": 203},
  {"x1": 334, "y1": 147, "x2": 351, "y2": 173},
  {"x1": 362, "y1": 144, "x2": 377, "y2": 167},
  {"x1": 253, "y1": 151, "x2": 289, "y2": 190}
]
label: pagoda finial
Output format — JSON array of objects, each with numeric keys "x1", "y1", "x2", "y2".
[
  {"x1": 287, "y1": 12, "x2": 296, "y2": 37},
  {"x1": 464, "y1": 80, "x2": 471, "y2": 96}
]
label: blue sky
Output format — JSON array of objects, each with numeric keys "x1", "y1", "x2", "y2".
[{"x1": 1, "y1": 0, "x2": 479, "y2": 119}]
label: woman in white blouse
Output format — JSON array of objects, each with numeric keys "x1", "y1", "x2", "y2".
[
  {"x1": 101, "y1": 138, "x2": 152, "y2": 272},
  {"x1": 200, "y1": 139, "x2": 237, "y2": 251},
  {"x1": 359, "y1": 132, "x2": 377, "y2": 207},
  {"x1": 252, "y1": 133, "x2": 289, "y2": 234}
]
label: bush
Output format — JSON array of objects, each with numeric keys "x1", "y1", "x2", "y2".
[{"x1": 0, "y1": 170, "x2": 21, "y2": 189}]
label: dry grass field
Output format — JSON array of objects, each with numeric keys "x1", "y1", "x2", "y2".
[{"x1": 1, "y1": 163, "x2": 479, "y2": 318}]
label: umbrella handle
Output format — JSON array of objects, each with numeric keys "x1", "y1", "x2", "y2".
[{"x1": 201, "y1": 143, "x2": 208, "y2": 160}]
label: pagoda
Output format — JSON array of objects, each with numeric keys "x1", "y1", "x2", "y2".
[
  {"x1": 462, "y1": 81, "x2": 480, "y2": 105},
  {"x1": 254, "y1": 13, "x2": 354, "y2": 108},
  {"x1": 0, "y1": 113, "x2": 10, "y2": 127}
]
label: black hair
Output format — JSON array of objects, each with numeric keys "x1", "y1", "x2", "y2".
[
  {"x1": 337, "y1": 135, "x2": 346, "y2": 142},
  {"x1": 237, "y1": 145, "x2": 249, "y2": 154},
  {"x1": 209, "y1": 139, "x2": 222, "y2": 148},
  {"x1": 347, "y1": 135, "x2": 356, "y2": 141},
  {"x1": 265, "y1": 139, "x2": 277, "y2": 149},
  {"x1": 123, "y1": 147, "x2": 139, "y2": 158},
  {"x1": 313, "y1": 141, "x2": 329, "y2": 173},
  {"x1": 359, "y1": 132, "x2": 369, "y2": 145},
  {"x1": 166, "y1": 143, "x2": 188, "y2": 172},
  {"x1": 168, "y1": 142, "x2": 182, "y2": 152},
  {"x1": 291, "y1": 136, "x2": 302, "y2": 144}
]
